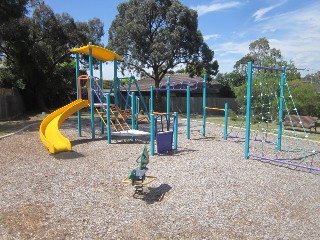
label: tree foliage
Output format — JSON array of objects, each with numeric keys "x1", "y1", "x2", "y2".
[
  {"x1": 234, "y1": 37, "x2": 300, "y2": 80},
  {"x1": 185, "y1": 42, "x2": 219, "y2": 81},
  {"x1": 286, "y1": 80, "x2": 320, "y2": 117},
  {"x1": 0, "y1": 1, "x2": 104, "y2": 110},
  {"x1": 108, "y1": 0, "x2": 209, "y2": 86}
]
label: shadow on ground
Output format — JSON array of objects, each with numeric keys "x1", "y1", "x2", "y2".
[{"x1": 143, "y1": 184, "x2": 172, "y2": 204}]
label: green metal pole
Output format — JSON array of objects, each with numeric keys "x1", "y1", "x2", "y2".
[
  {"x1": 166, "y1": 76, "x2": 170, "y2": 115},
  {"x1": 131, "y1": 92, "x2": 136, "y2": 142},
  {"x1": 106, "y1": 93, "x2": 111, "y2": 144},
  {"x1": 224, "y1": 103, "x2": 228, "y2": 140},
  {"x1": 89, "y1": 45, "x2": 95, "y2": 140},
  {"x1": 202, "y1": 74, "x2": 207, "y2": 136},
  {"x1": 100, "y1": 61, "x2": 104, "y2": 134},
  {"x1": 150, "y1": 114, "x2": 155, "y2": 156},
  {"x1": 186, "y1": 85, "x2": 190, "y2": 139},
  {"x1": 245, "y1": 62, "x2": 253, "y2": 159},
  {"x1": 136, "y1": 97, "x2": 139, "y2": 129},
  {"x1": 173, "y1": 112, "x2": 178, "y2": 150},
  {"x1": 75, "y1": 53, "x2": 82, "y2": 137},
  {"x1": 150, "y1": 86, "x2": 154, "y2": 116},
  {"x1": 278, "y1": 66, "x2": 286, "y2": 151},
  {"x1": 114, "y1": 58, "x2": 118, "y2": 108}
]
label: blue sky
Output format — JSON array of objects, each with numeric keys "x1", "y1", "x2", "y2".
[{"x1": 44, "y1": 0, "x2": 320, "y2": 78}]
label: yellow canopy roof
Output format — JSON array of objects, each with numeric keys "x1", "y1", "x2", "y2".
[{"x1": 70, "y1": 44, "x2": 122, "y2": 62}]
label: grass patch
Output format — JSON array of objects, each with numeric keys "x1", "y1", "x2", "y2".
[{"x1": 0, "y1": 113, "x2": 44, "y2": 136}]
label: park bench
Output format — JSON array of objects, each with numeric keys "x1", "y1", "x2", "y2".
[{"x1": 284, "y1": 115, "x2": 318, "y2": 132}]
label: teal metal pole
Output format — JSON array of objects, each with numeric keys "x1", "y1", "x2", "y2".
[
  {"x1": 100, "y1": 61, "x2": 104, "y2": 134},
  {"x1": 202, "y1": 74, "x2": 207, "y2": 136},
  {"x1": 150, "y1": 86, "x2": 154, "y2": 115},
  {"x1": 133, "y1": 76, "x2": 149, "y2": 116},
  {"x1": 150, "y1": 114, "x2": 155, "y2": 156},
  {"x1": 131, "y1": 92, "x2": 136, "y2": 142},
  {"x1": 224, "y1": 103, "x2": 228, "y2": 140},
  {"x1": 186, "y1": 85, "x2": 190, "y2": 139},
  {"x1": 166, "y1": 76, "x2": 170, "y2": 115},
  {"x1": 106, "y1": 93, "x2": 111, "y2": 144},
  {"x1": 89, "y1": 45, "x2": 95, "y2": 140},
  {"x1": 278, "y1": 66, "x2": 286, "y2": 150},
  {"x1": 245, "y1": 62, "x2": 253, "y2": 159},
  {"x1": 173, "y1": 112, "x2": 178, "y2": 150},
  {"x1": 114, "y1": 58, "x2": 118, "y2": 108},
  {"x1": 136, "y1": 96, "x2": 139, "y2": 129},
  {"x1": 75, "y1": 53, "x2": 82, "y2": 137}
]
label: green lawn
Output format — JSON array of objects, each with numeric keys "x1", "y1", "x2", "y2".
[{"x1": 181, "y1": 114, "x2": 320, "y2": 142}]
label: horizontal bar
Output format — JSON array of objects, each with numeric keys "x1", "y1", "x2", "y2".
[
  {"x1": 250, "y1": 154, "x2": 320, "y2": 172},
  {"x1": 252, "y1": 65, "x2": 282, "y2": 71},
  {"x1": 206, "y1": 107, "x2": 225, "y2": 111}
]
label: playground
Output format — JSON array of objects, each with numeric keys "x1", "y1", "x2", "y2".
[
  {"x1": 0, "y1": 115, "x2": 320, "y2": 239},
  {"x1": 1, "y1": 44, "x2": 320, "y2": 239}
]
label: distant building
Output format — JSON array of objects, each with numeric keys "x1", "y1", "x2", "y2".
[{"x1": 121, "y1": 73, "x2": 224, "y2": 97}]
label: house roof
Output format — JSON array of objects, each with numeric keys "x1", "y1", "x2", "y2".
[{"x1": 124, "y1": 73, "x2": 222, "y2": 93}]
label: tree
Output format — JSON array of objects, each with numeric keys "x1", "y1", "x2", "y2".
[
  {"x1": 108, "y1": 0, "x2": 209, "y2": 110},
  {"x1": 287, "y1": 80, "x2": 320, "y2": 117},
  {"x1": 0, "y1": 2, "x2": 104, "y2": 110},
  {"x1": 0, "y1": 0, "x2": 29, "y2": 24},
  {"x1": 185, "y1": 42, "x2": 219, "y2": 81},
  {"x1": 234, "y1": 37, "x2": 300, "y2": 80}
]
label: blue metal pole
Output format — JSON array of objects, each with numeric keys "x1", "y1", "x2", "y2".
[
  {"x1": 114, "y1": 58, "x2": 118, "y2": 108},
  {"x1": 150, "y1": 86, "x2": 154, "y2": 116},
  {"x1": 245, "y1": 62, "x2": 253, "y2": 159},
  {"x1": 150, "y1": 114, "x2": 155, "y2": 156},
  {"x1": 131, "y1": 92, "x2": 136, "y2": 142},
  {"x1": 106, "y1": 93, "x2": 111, "y2": 144},
  {"x1": 173, "y1": 112, "x2": 178, "y2": 150},
  {"x1": 278, "y1": 66, "x2": 286, "y2": 151},
  {"x1": 224, "y1": 103, "x2": 228, "y2": 140},
  {"x1": 186, "y1": 85, "x2": 190, "y2": 139},
  {"x1": 136, "y1": 96, "x2": 139, "y2": 129},
  {"x1": 99, "y1": 61, "x2": 104, "y2": 134},
  {"x1": 75, "y1": 53, "x2": 82, "y2": 137},
  {"x1": 166, "y1": 76, "x2": 170, "y2": 115},
  {"x1": 89, "y1": 45, "x2": 95, "y2": 140},
  {"x1": 202, "y1": 74, "x2": 207, "y2": 136}
]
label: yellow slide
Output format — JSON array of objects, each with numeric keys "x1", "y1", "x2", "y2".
[{"x1": 39, "y1": 99, "x2": 89, "y2": 154}]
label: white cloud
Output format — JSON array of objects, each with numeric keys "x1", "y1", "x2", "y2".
[
  {"x1": 252, "y1": 1, "x2": 287, "y2": 22},
  {"x1": 191, "y1": 1, "x2": 241, "y2": 16},
  {"x1": 256, "y1": 2, "x2": 320, "y2": 72},
  {"x1": 252, "y1": 6, "x2": 274, "y2": 22},
  {"x1": 204, "y1": 34, "x2": 221, "y2": 41},
  {"x1": 215, "y1": 41, "x2": 250, "y2": 56}
]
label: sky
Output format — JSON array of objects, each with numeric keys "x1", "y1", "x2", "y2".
[{"x1": 43, "y1": 0, "x2": 320, "y2": 78}]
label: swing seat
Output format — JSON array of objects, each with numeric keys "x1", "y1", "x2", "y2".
[{"x1": 156, "y1": 131, "x2": 173, "y2": 153}]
